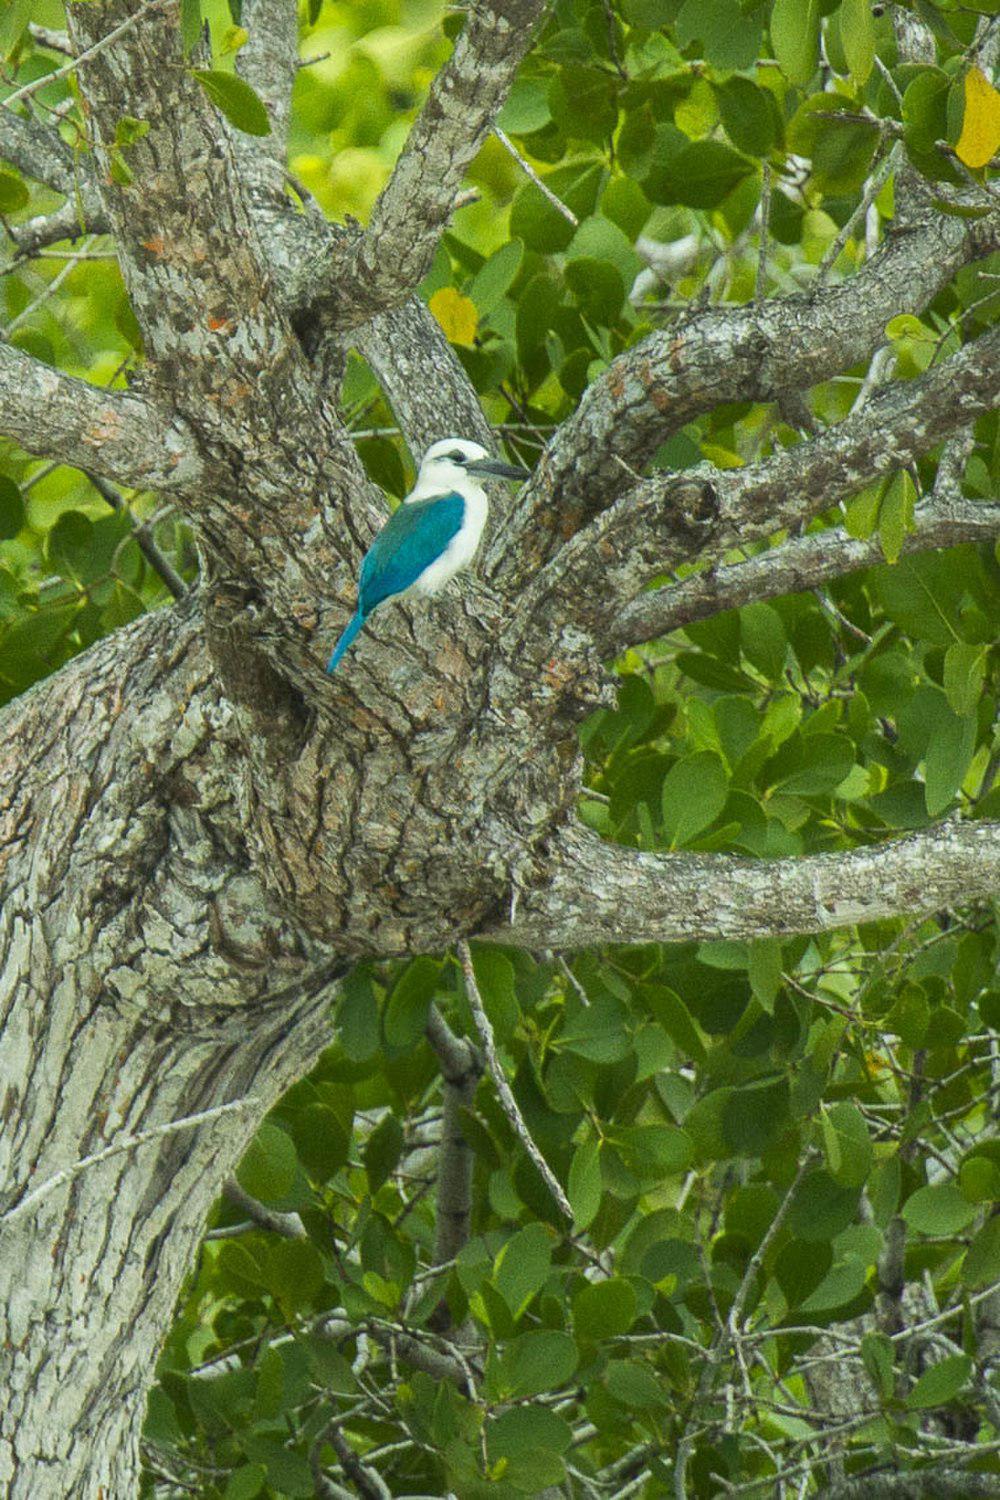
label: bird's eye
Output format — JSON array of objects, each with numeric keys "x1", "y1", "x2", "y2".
[{"x1": 448, "y1": 450, "x2": 467, "y2": 463}]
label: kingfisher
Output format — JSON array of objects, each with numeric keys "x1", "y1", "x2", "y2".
[{"x1": 326, "y1": 437, "x2": 529, "y2": 673}]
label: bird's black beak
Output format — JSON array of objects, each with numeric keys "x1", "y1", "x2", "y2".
[{"x1": 467, "y1": 457, "x2": 531, "y2": 481}]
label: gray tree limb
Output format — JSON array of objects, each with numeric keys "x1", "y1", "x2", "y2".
[
  {"x1": 295, "y1": 0, "x2": 548, "y2": 328},
  {"x1": 614, "y1": 496, "x2": 1000, "y2": 647},
  {"x1": 497, "y1": 822, "x2": 1000, "y2": 949},
  {"x1": 517, "y1": 320, "x2": 1000, "y2": 647},
  {"x1": 820, "y1": 1472, "x2": 1000, "y2": 1499},
  {"x1": 0, "y1": 340, "x2": 202, "y2": 491},
  {"x1": 490, "y1": 204, "x2": 1000, "y2": 586}
]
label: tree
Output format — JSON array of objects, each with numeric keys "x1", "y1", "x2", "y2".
[{"x1": 0, "y1": 0, "x2": 998, "y2": 1494}]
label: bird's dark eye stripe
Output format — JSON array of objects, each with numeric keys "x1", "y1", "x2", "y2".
[{"x1": 449, "y1": 450, "x2": 466, "y2": 462}]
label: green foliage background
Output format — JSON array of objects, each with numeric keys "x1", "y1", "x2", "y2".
[{"x1": 2, "y1": 0, "x2": 999, "y2": 1494}]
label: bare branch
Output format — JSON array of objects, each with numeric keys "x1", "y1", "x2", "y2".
[
  {"x1": 458, "y1": 941, "x2": 573, "y2": 1224},
  {"x1": 516, "y1": 321, "x2": 1000, "y2": 647},
  {"x1": 821, "y1": 1472, "x2": 1000, "y2": 1499},
  {"x1": 4, "y1": 201, "x2": 109, "y2": 260},
  {"x1": 1, "y1": 1098, "x2": 258, "y2": 1230},
  {"x1": 614, "y1": 497, "x2": 1000, "y2": 647},
  {"x1": 490, "y1": 204, "x2": 1000, "y2": 586},
  {"x1": 0, "y1": 106, "x2": 85, "y2": 195},
  {"x1": 0, "y1": 341, "x2": 202, "y2": 492},
  {"x1": 84, "y1": 471, "x2": 188, "y2": 599},
  {"x1": 298, "y1": 0, "x2": 547, "y2": 327},
  {"x1": 222, "y1": 1175, "x2": 306, "y2": 1240},
  {"x1": 494, "y1": 822, "x2": 1000, "y2": 950},
  {"x1": 425, "y1": 1005, "x2": 482, "y2": 1269}
]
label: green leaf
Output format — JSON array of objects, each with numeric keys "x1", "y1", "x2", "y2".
[
  {"x1": 962, "y1": 1216, "x2": 1000, "y2": 1290},
  {"x1": 493, "y1": 1223, "x2": 554, "y2": 1319},
  {"x1": 564, "y1": 256, "x2": 626, "y2": 325},
  {"x1": 923, "y1": 703, "x2": 976, "y2": 816},
  {"x1": 770, "y1": 0, "x2": 820, "y2": 85},
  {"x1": 715, "y1": 77, "x2": 779, "y2": 157},
  {"x1": 510, "y1": 161, "x2": 604, "y2": 253},
  {"x1": 236, "y1": 1121, "x2": 297, "y2": 1202},
  {"x1": 264, "y1": 1238, "x2": 325, "y2": 1314},
  {"x1": 821, "y1": 1102, "x2": 873, "y2": 1188},
  {"x1": 486, "y1": 1407, "x2": 572, "y2": 1471},
  {"x1": 383, "y1": 956, "x2": 440, "y2": 1049},
  {"x1": 775, "y1": 1238, "x2": 833, "y2": 1308},
  {"x1": 0, "y1": 478, "x2": 25, "y2": 540},
  {"x1": 661, "y1": 751, "x2": 729, "y2": 847},
  {"x1": 191, "y1": 69, "x2": 271, "y2": 136},
  {"x1": 943, "y1": 642, "x2": 986, "y2": 718},
  {"x1": 861, "y1": 1332, "x2": 895, "y2": 1401},
  {"x1": 766, "y1": 733, "x2": 854, "y2": 797},
  {"x1": 181, "y1": 0, "x2": 203, "y2": 53},
  {"x1": 498, "y1": 79, "x2": 553, "y2": 135},
  {"x1": 337, "y1": 969, "x2": 380, "y2": 1061},
  {"x1": 363, "y1": 1113, "x2": 404, "y2": 1191},
  {"x1": 641, "y1": 985, "x2": 706, "y2": 1064},
  {"x1": 46, "y1": 511, "x2": 94, "y2": 582},
  {"x1": 0, "y1": 170, "x2": 29, "y2": 214},
  {"x1": 548, "y1": 65, "x2": 618, "y2": 144},
  {"x1": 789, "y1": 1170, "x2": 861, "y2": 1242},
  {"x1": 293, "y1": 1102, "x2": 349, "y2": 1181},
  {"x1": 675, "y1": 0, "x2": 764, "y2": 70},
  {"x1": 573, "y1": 1277, "x2": 637, "y2": 1340},
  {"x1": 469, "y1": 240, "x2": 524, "y2": 315},
  {"x1": 559, "y1": 995, "x2": 631, "y2": 1062},
  {"x1": 470, "y1": 943, "x2": 520, "y2": 1042},
  {"x1": 741, "y1": 601, "x2": 787, "y2": 678},
  {"x1": 568, "y1": 1137, "x2": 602, "y2": 1232},
  {"x1": 837, "y1": 0, "x2": 876, "y2": 85},
  {"x1": 605, "y1": 1357, "x2": 663, "y2": 1409},
  {"x1": 654, "y1": 139, "x2": 755, "y2": 209},
  {"x1": 492, "y1": 1330, "x2": 579, "y2": 1399},
  {"x1": 747, "y1": 939, "x2": 783, "y2": 1014},
  {"x1": 901, "y1": 1182, "x2": 978, "y2": 1236},
  {"x1": 905, "y1": 1353, "x2": 972, "y2": 1410},
  {"x1": 878, "y1": 471, "x2": 916, "y2": 565}
]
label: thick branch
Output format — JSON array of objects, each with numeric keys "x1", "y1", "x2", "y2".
[
  {"x1": 0, "y1": 341, "x2": 202, "y2": 491},
  {"x1": 615, "y1": 497, "x2": 1000, "y2": 647},
  {"x1": 236, "y1": 0, "x2": 299, "y2": 165},
  {"x1": 518, "y1": 322, "x2": 1000, "y2": 646},
  {"x1": 0, "y1": 107, "x2": 81, "y2": 194},
  {"x1": 821, "y1": 1473, "x2": 1000, "y2": 1499},
  {"x1": 491, "y1": 204, "x2": 1000, "y2": 586},
  {"x1": 358, "y1": 298, "x2": 494, "y2": 458},
  {"x1": 495, "y1": 822, "x2": 1000, "y2": 949},
  {"x1": 296, "y1": 0, "x2": 547, "y2": 327}
]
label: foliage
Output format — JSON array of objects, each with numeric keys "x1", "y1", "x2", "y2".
[{"x1": 1, "y1": 0, "x2": 999, "y2": 1496}]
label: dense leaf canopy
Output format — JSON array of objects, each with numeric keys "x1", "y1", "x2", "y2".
[{"x1": 1, "y1": 0, "x2": 999, "y2": 1496}]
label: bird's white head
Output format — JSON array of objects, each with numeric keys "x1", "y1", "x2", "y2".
[{"x1": 409, "y1": 437, "x2": 530, "y2": 500}]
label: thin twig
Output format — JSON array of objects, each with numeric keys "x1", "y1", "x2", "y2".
[
  {"x1": 494, "y1": 127, "x2": 579, "y2": 227},
  {"x1": 222, "y1": 1176, "x2": 307, "y2": 1240},
  {"x1": 817, "y1": 141, "x2": 901, "y2": 283},
  {"x1": 1, "y1": 1097, "x2": 258, "y2": 1229},
  {"x1": 756, "y1": 162, "x2": 771, "y2": 305},
  {"x1": 84, "y1": 471, "x2": 188, "y2": 599},
  {"x1": 457, "y1": 940, "x2": 573, "y2": 1223}
]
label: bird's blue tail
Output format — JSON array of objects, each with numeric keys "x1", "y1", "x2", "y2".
[{"x1": 327, "y1": 610, "x2": 365, "y2": 674}]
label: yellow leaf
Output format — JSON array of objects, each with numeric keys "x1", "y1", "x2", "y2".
[
  {"x1": 955, "y1": 66, "x2": 1000, "y2": 171},
  {"x1": 428, "y1": 287, "x2": 478, "y2": 347}
]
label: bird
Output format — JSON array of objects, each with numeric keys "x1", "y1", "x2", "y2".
[{"x1": 326, "y1": 436, "x2": 529, "y2": 674}]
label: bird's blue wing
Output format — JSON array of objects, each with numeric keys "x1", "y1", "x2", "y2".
[{"x1": 358, "y1": 492, "x2": 465, "y2": 615}]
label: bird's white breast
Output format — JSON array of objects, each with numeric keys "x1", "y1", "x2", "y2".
[{"x1": 410, "y1": 487, "x2": 488, "y2": 595}]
